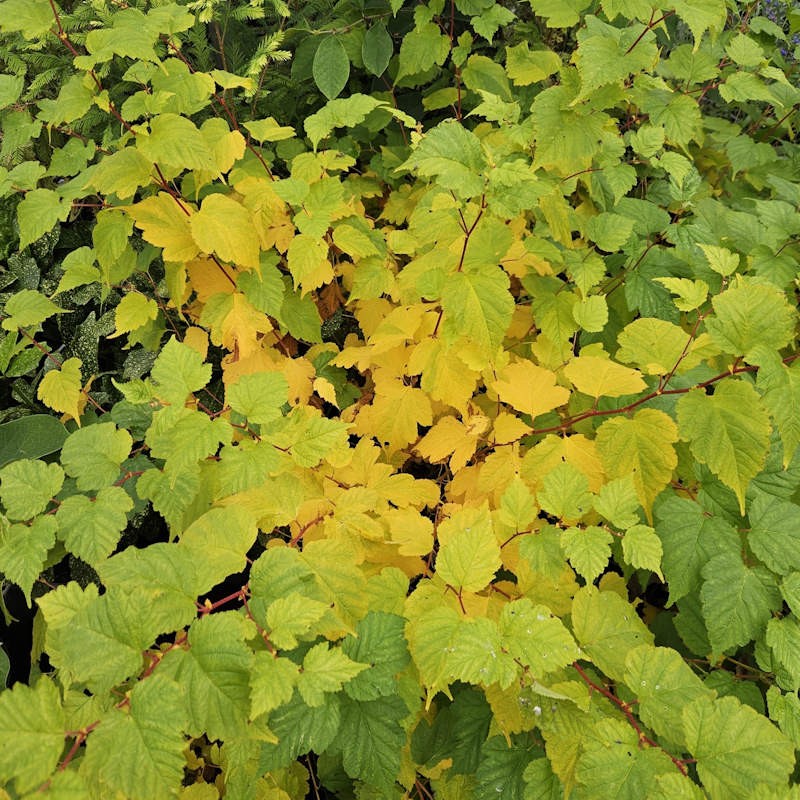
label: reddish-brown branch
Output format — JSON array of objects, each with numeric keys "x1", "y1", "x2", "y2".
[{"x1": 572, "y1": 661, "x2": 688, "y2": 775}]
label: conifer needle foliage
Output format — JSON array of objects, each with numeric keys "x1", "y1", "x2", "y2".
[{"x1": 1, "y1": 0, "x2": 800, "y2": 797}]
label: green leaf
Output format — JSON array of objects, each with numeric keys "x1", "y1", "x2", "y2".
[
  {"x1": 159, "y1": 613, "x2": 252, "y2": 740},
  {"x1": 561, "y1": 525, "x2": 612, "y2": 582},
  {"x1": 298, "y1": 643, "x2": 368, "y2": 707},
  {"x1": 505, "y1": 43, "x2": 561, "y2": 85},
  {"x1": 0, "y1": 414, "x2": 68, "y2": 468},
  {"x1": 621, "y1": 524, "x2": 663, "y2": 579},
  {"x1": 435, "y1": 506, "x2": 501, "y2": 592},
  {"x1": 56, "y1": 486, "x2": 133, "y2": 565},
  {"x1": 499, "y1": 599, "x2": 581, "y2": 675},
  {"x1": 113, "y1": 292, "x2": 158, "y2": 337},
  {"x1": 476, "y1": 733, "x2": 540, "y2": 800},
  {"x1": 1, "y1": 288, "x2": 64, "y2": 331},
  {"x1": 655, "y1": 277, "x2": 708, "y2": 312},
  {"x1": 0, "y1": 73, "x2": 24, "y2": 109},
  {"x1": 528, "y1": 0, "x2": 592, "y2": 27},
  {"x1": 571, "y1": 586, "x2": 654, "y2": 680},
  {"x1": 17, "y1": 188, "x2": 70, "y2": 250},
  {"x1": 227, "y1": 371, "x2": 288, "y2": 425},
  {"x1": 705, "y1": 280, "x2": 795, "y2": 359},
  {"x1": 81, "y1": 675, "x2": 187, "y2": 800},
  {"x1": 701, "y1": 552, "x2": 781, "y2": 653},
  {"x1": 748, "y1": 495, "x2": 800, "y2": 575},
  {"x1": 683, "y1": 697, "x2": 794, "y2": 799},
  {"x1": 250, "y1": 654, "x2": 299, "y2": 719},
  {"x1": 593, "y1": 476, "x2": 640, "y2": 530},
  {"x1": 441, "y1": 268, "x2": 513, "y2": 362},
  {"x1": 362, "y1": 22, "x2": 393, "y2": 76},
  {"x1": 677, "y1": 381, "x2": 772, "y2": 514},
  {"x1": 342, "y1": 612, "x2": 410, "y2": 701},
  {"x1": 0, "y1": 0, "x2": 54, "y2": 39},
  {"x1": 0, "y1": 678, "x2": 65, "y2": 793},
  {"x1": 654, "y1": 496, "x2": 740, "y2": 604},
  {"x1": 408, "y1": 605, "x2": 516, "y2": 695},
  {"x1": 757, "y1": 357, "x2": 800, "y2": 468},
  {"x1": 266, "y1": 591, "x2": 329, "y2": 649},
  {"x1": 765, "y1": 616, "x2": 800, "y2": 692},
  {"x1": 305, "y1": 94, "x2": 389, "y2": 150},
  {"x1": 672, "y1": 0, "x2": 727, "y2": 45},
  {"x1": 264, "y1": 406, "x2": 349, "y2": 467},
  {"x1": 60, "y1": 423, "x2": 132, "y2": 491},
  {"x1": 574, "y1": 718, "x2": 675, "y2": 798},
  {"x1": 400, "y1": 120, "x2": 486, "y2": 197},
  {"x1": 396, "y1": 20, "x2": 449, "y2": 82},
  {"x1": 537, "y1": 462, "x2": 592, "y2": 523},
  {"x1": 313, "y1": 36, "x2": 350, "y2": 100},
  {"x1": 624, "y1": 645, "x2": 714, "y2": 747},
  {"x1": 0, "y1": 458, "x2": 63, "y2": 520},
  {"x1": 339, "y1": 694, "x2": 407, "y2": 791},
  {"x1": 0, "y1": 515, "x2": 56, "y2": 603},
  {"x1": 137, "y1": 113, "x2": 215, "y2": 172},
  {"x1": 150, "y1": 337, "x2": 212, "y2": 405}
]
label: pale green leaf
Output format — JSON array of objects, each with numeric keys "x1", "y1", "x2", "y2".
[
  {"x1": 150, "y1": 337, "x2": 212, "y2": 405},
  {"x1": 561, "y1": 525, "x2": 612, "y2": 582},
  {"x1": 1, "y1": 289, "x2": 64, "y2": 331},
  {"x1": 571, "y1": 586, "x2": 654, "y2": 680},
  {"x1": 621, "y1": 524, "x2": 663, "y2": 578},
  {"x1": 0, "y1": 515, "x2": 56, "y2": 603},
  {"x1": 0, "y1": 458, "x2": 63, "y2": 520},
  {"x1": 250, "y1": 654, "x2": 299, "y2": 719},
  {"x1": 190, "y1": 193, "x2": 260, "y2": 268},
  {"x1": 37, "y1": 357, "x2": 84, "y2": 423},
  {"x1": 113, "y1": 292, "x2": 158, "y2": 336},
  {"x1": 0, "y1": 678, "x2": 65, "y2": 793},
  {"x1": 227, "y1": 371, "x2": 288, "y2": 425},
  {"x1": 61, "y1": 423, "x2": 132, "y2": 491},
  {"x1": 436, "y1": 506, "x2": 501, "y2": 592},
  {"x1": 266, "y1": 591, "x2": 329, "y2": 650},
  {"x1": 56, "y1": 486, "x2": 133, "y2": 566},
  {"x1": 244, "y1": 117, "x2": 295, "y2": 142},
  {"x1": 137, "y1": 113, "x2": 215, "y2": 172},
  {"x1": 757, "y1": 358, "x2": 800, "y2": 468},
  {"x1": 673, "y1": 0, "x2": 727, "y2": 45},
  {"x1": 683, "y1": 697, "x2": 794, "y2": 800},
  {"x1": 537, "y1": 462, "x2": 592, "y2": 523}
]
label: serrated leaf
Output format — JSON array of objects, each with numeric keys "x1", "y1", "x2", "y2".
[
  {"x1": 492, "y1": 360, "x2": 569, "y2": 419},
  {"x1": 528, "y1": 0, "x2": 592, "y2": 27},
  {"x1": 56, "y1": 486, "x2": 133, "y2": 565},
  {"x1": 227, "y1": 371, "x2": 288, "y2": 425},
  {"x1": 499, "y1": 599, "x2": 581, "y2": 675},
  {"x1": 1, "y1": 289, "x2": 65, "y2": 331},
  {"x1": 537, "y1": 461, "x2": 593, "y2": 523},
  {"x1": 126, "y1": 193, "x2": 199, "y2": 263},
  {"x1": 563, "y1": 356, "x2": 646, "y2": 399},
  {"x1": 677, "y1": 381, "x2": 771, "y2": 514},
  {"x1": 265, "y1": 406, "x2": 349, "y2": 468},
  {"x1": 407, "y1": 606, "x2": 516, "y2": 695},
  {"x1": 748, "y1": 494, "x2": 800, "y2": 575},
  {"x1": 672, "y1": 0, "x2": 727, "y2": 45},
  {"x1": 701, "y1": 552, "x2": 781, "y2": 653},
  {"x1": 436, "y1": 506, "x2": 501, "y2": 592},
  {"x1": 0, "y1": 458, "x2": 63, "y2": 520},
  {"x1": 400, "y1": 120, "x2": 486, "y2": 197},
  {"x1": 621, "y1": 524, "x2": 663, "y2": 578},
  {"x1": 137, "y1": 113, "x2": 215, "y2": 172},
  {"x1": 298, "y1": 643, "x2": 368, "y2": 707},
  {"x1": 243, "y1": 117, "x2": 295, "y2": 142},
  {"x1": 593, "y1": 476, "x2": 640, "y2": 530},
  {"x1": 0, "y1": 515, "x2": 56, "y2": 603},
  {"x1": 342, "y1": 612, "x2": 410, "y2": 701},
  {"x1": 60, "y1": 423, "x2": 132, "y2": 491},
  {"x1": 250, "y1": 654, "x2": 299, "y2": 720},
  {"x1": 654, "y1": 495, "x2": 740, "y2": 604},
  {"x1": 190, "y1": 193, "x2": 260, "y2": 269},
  {"x1": 17, "y1": 189, "x2": 70, "y2": 250},
  {"x1": 766, "y1": 616, "x2": 800, "y2": 692},
  {"x1": 561, "y1": 525, "x2": 612, "y2": 582},
  {"x1": 37, "y1": 357, "x2": 85, "y2": 424},
  {"x1": 571, "y1": 586, "x2": 653, "y2": 679},
  {"x1": 159, "y1": 613, "x2": 252, "y2": 740},
  {"x1": 505, "y1": 42, "x2": 561, "y2": 85},
  {"x1": 0, "y1": 678, "x2": 65, "y2": 793},
  {"x1": 596, "y1": 409, "x2": 678, "y2": 519},
  {"x1": 683, "y1": 697, "x2": 794, "y2": 799},
  {"x1": 150, "y1": 337, "x2": 212, "y2": 405},
  {"x1": 113, "y1": 291, "x2": 159, "y2": 337},
  {"x1": 81, "y1": 675, "x2": 186, "y2": 800},
  {"x1": 655, "y1": 277, "x2": 709, "y2": 311},
  {"x1": 705, "y1": 280, "x2": 795, "y2": 359},
  {"x1": 758, "y1": 359, "x2": 800, "y2": 468},
  {"x1": 624, "y1": 645, "x2": 714, "y2": 747},
  {"x1": 313, "y1": 36, "x2": 350, "y2": 100},
  {"x1": 266, "y1": 591, "x2": 329, "y2": 650}
]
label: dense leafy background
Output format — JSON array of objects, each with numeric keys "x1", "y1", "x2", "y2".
[{"x1": 1, "y1": 0, "x2": 800, "y2": 797}]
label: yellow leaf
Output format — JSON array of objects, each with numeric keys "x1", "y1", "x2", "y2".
[
  {"x1": 416, "y1": 413, "x2": 489, "y2": 473},
  {"x1": 492, "y1": 360, "x2": 570, "y2": 418},
  {"x1": 354, "y1": 379, "x2": 433, "y2": 454},
  {"x1": 521, "y1": 434, "x2": 605, "y2": 493},
  {"x1": 492, "y1": 412, "x2": 532, "y2": 445},
  {"x1": 37, "y1": 357, "x2": 85, "y2": 425},
  {"x1": 127, "y1": 193, "x2": 199, "y2": 262},
  {"x1": 385, "y1": 507, "x2": 434, "y2": 556},
  {"x1": 407, "y1": 337, "x2": 479, "y2": 414},
  {"x1": 201, "y1": 292, "x2": 273, "y2": 359},
  {"x1": 563, "y1": 355, "x2": 646, "y2": 398},
  {"x1": 190, "y1": 193, "x2": 260, "y2": 268},
  {"x1": 596, "y1": 408, "x2": 678, "y2": 520},
  {"x1": 183, "y1": 327, "x2": 209, "y2": 360},
  {"x1": 187, "y1": 256, "x2": 237, "y2": 303}
]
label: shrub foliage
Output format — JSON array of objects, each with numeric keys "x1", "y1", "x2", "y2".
[{"x1": 1, "y1": 0, "x2": 800, "y2": 797}]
